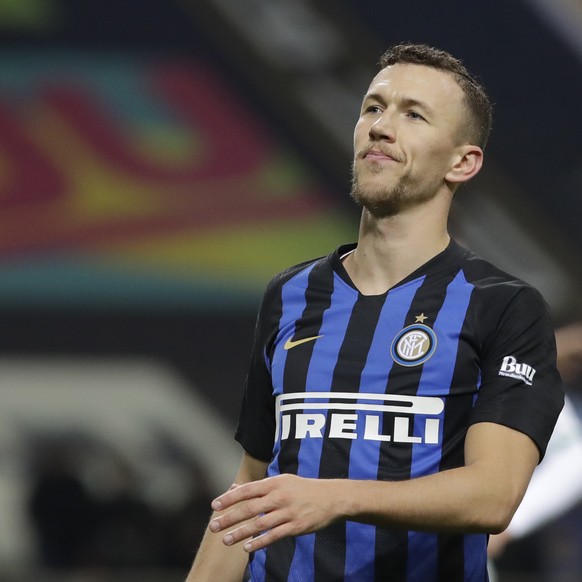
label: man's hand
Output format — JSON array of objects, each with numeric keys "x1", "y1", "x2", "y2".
[
  {"x1": 203, "y1": 423, "x2": 539, "y2": 560},
  {"x1": 208, "y1": 474, "x2": 342, "y2": 552}
]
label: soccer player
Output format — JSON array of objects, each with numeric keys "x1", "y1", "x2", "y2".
[{"x1": 186, "y1": 43, "x2": 563, "y2": 582}]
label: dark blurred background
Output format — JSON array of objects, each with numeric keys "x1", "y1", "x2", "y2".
[{"x1": 0, "y1": 0, "x2": 581, "y2": 580}]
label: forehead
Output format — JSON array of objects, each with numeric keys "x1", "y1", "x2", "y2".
[{"x1": 366, "y1": 63, "x2": 465, "y2": 110}]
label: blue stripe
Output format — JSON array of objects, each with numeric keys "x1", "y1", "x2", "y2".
[
  {"x1": 268, "y1": 262, "x2": 317, "y2": 480},
  {"x1": 473, "y1": 370, "x2": 482, "y2": 406},
  {"x1": 289, "y1": 273, "x2": 358, "y2": 580},
  {"x1": 407, "y1": 270, "x2": 474, "y2": 581},
  {"x1": 345, "y1": 277, "x2": 425, "y2": 581},
  {"x1": 464, "y1": 534, "x2": 488, "y2": 580},
  {"x1": 248, "y1": 553, "x2": 266, "y2": 582},
  {"x1": 252, "y1": 263, "x2": 317, "y2": 582}
]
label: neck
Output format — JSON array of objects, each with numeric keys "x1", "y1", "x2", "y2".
[{"x1": 344, "y1": 195, "x2": 451, "y2": 295}]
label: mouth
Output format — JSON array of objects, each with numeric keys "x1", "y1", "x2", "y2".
[{"x1": 362, "y1": 148, "x2": 400, "y2": 163}]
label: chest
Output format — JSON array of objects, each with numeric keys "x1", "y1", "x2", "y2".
[{"x1": 269, "y1": 283, "x2": 481, "y2": 400}]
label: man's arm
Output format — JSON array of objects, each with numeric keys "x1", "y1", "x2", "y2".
[
  {"x1": 185, "y1": 452, "x2": 269, "y2": 582},
  {"x1": 208, "y1": 422, "x2": 539, "y2": 553},
  {"x1": 488, "y1": 399, "x2": 582, "y2": 557},
  {"x1": 489, "y1": 322, "x2": 582, "y2": 558}
]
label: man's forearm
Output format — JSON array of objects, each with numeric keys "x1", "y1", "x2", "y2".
[
  {"x1": 341, "y1": 465, "x2": 514, "y2": 534},
  {"x1": 208, "y1": 423, "x2": 539, "y2": 553},
  {"x1": 186, "y1": 451, "x2": 270, "y2": 580},
  {"x1": 336, "y1": 424, "x2": 540, "y2": 533},
  {"x1": 185, "y1": 512, "x2": 249, "y2": 582}
]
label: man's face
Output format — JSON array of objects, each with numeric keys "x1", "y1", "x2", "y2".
[{"x1": 351, "y1": 63, "x2": 468, "y2": 217}]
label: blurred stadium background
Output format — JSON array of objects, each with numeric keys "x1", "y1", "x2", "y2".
[{"x1": 0, "y1": 0, "x2": 581, "y2": 580}]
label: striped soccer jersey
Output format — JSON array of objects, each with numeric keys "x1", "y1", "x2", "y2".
[{"x1": 235, "y1": 239, "x2": 563, "y2": 582}]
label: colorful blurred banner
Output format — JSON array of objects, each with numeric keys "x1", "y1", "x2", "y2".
[{"x1": 0, "y1": 53, "x2": 354, "y2": 308}]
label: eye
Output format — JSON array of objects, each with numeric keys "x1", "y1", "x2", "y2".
[
  {"x1": 407, "y1": 110, "x2": 426, "y2": 121},
  {"x1": 364, "y1": 104, "x2": 382, "y2": 114}
]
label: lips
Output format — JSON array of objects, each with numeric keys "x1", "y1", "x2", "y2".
[{"x1": 362, "y1": 148, "x2": 400, "y2": 162}]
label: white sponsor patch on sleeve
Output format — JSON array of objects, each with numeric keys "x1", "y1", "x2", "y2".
[{"x1": 498, "y1": 355, "x2": 536, "y2": 386}]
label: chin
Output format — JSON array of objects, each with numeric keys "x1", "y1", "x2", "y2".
[{"x1": 350, "y1": 185, "x2": 402, "y2": 217}]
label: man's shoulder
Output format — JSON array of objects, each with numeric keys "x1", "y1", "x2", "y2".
[
  {"x1": 461, "y1": 247, "x2": 535, "y2": 290},
  {"x1": 266, "y1": 253, "x2": 332, "y2": 292},
  {"x1": 459, "y1": 247, "x2": 547, "y2": 311}
]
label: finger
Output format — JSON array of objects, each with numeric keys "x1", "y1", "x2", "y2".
[
  {"x1": 242, "y1": 522, "x2": 296, "y2": 553},
  {"x1": 212, "y1": 480, "x2": 268, "y2": 511},
  {"x1": 210, "y1": 497, "x2": 273, "y2": 532},
  {"x1": 208, "y1": 483, "x2": 241, "y2": 515},
  {"x1": 220, "y1": 509, "x2": 289, "y2": 546}
]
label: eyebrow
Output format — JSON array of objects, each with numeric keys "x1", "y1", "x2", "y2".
[{"x1": 363, "y1": 93, "x2": 435, "y2": 116}]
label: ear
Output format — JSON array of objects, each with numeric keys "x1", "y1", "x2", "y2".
[{"x1": 445, "y1": 145, "x2": 484, "y2": 185}]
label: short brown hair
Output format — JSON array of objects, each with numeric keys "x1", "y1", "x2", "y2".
[{"x1": 379, "y1": 43, "x2": 493, "y2": 149}]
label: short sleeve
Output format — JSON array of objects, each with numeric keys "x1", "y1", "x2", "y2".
[
  {"x1": 234, "y1": 280, "x2": 279, "y2": 462},
  {"x1": 469, "y1": 285, "x2": 564, "y2": 460}
]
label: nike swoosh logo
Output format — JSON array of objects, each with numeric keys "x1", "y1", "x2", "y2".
[{"x1": 283, "y1": 335, "x2": 323, "y2": 350}]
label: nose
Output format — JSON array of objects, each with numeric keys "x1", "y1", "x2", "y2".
[{"x1": 369, "y1": 111, "x2": 396, "y2": 142}]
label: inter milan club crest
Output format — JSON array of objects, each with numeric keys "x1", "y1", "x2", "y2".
[{"x1": 390, "y1": 323, "x2": 437, "y2": 367}]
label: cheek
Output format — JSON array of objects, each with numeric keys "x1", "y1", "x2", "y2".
[
  {"x1": 416, "y1": 142, "x2": 451, "y2": 168},
  {"x1": 353, "y1": 120, "x2": 369, "y2": 148}
]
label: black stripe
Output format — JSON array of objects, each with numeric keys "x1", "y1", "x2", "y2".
[
  {"x1": 436, "y1": 534, "x2": 466, "y2": 582},
  {"x1": 314, "y1": 295, "x2": 388, "y2": 582},
  {"x1": 436, "y1": 295, "x2": 479, "y2": 582}
]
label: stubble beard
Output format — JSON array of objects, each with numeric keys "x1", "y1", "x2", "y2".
[
  {"x1": 350, "y1": 159, "x2": 438, "y2": 218},
  {"x1": 350, "y1": 159, "x2": 411, "y2": 218}
]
